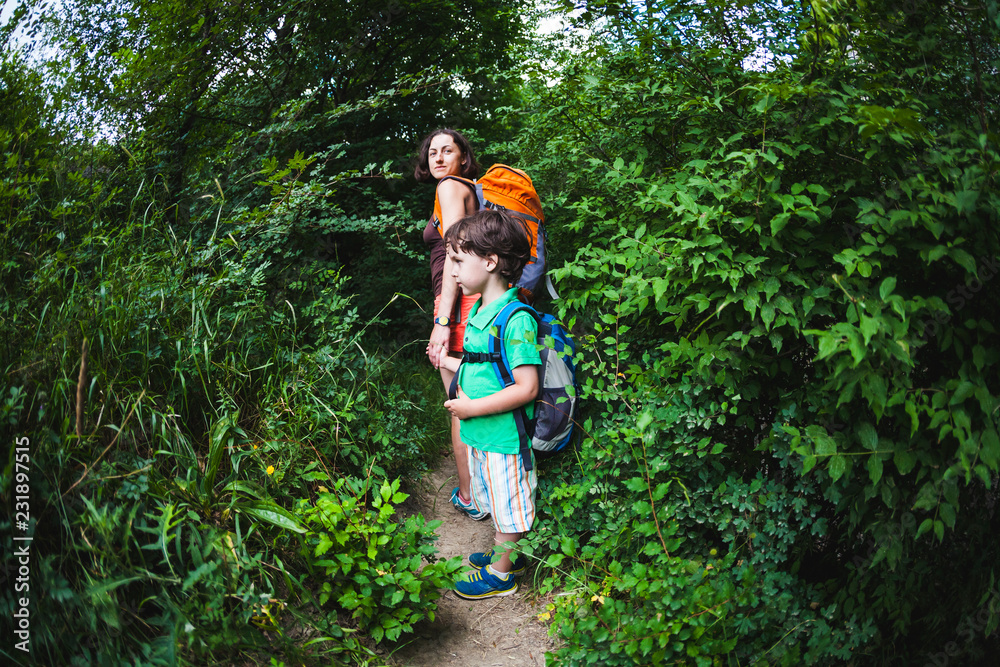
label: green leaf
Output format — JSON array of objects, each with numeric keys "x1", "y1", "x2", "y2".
[
  {"x1": 846, "y1": 329, "x2": 866, "y2": 366},
  {"x1": 763, "y1": 276, "x2": 780, "y2": 301},
  {"x1": 950, "y1": 248, "x2": 978, "y2": 275},
  {"x1": 652, "y1": 278, "x2": 669, "y2": 303},
  {"x1": 222, "y1": 480, "x2": 266, "y2": 500},
  {"x1": 858, "y1": 422, "x2": 878, "y2": 451},
  {"x1": 753, "y1": 93, "x2": 775, "y2": 113},
  {"x1": 237, "y1": 501, "x2": 307, "y2": 534},
  {"x1": 743, "y1": 291, "x2": 760, "y2": 320},
  {"x1": 814, "y1": 333, "x2": 840, "y2": 361},
  {"x1": 391, "y1": 588, "x2": 405, "y2": 606},
  {"x1": 879, "y1": 277, "x2": 897, "y2": 300},
  {"x1": 860, "y1": 316, "x2": 879, "y2": 345},
  {"x1": 953, "y1": 191, "x2": 980, "y2": 215},
  {"x1": 761, "y1": 301, "x2": 776, "y2": 328},
  {"x1": 206, "y1": 412, "x2": 240, "y2": 490},
  {"x1": 950, "y1": 381, "x2": 976, "y2": 406},
  {"x1": 867, "y1": 455, "x2": 883, "y2": 485},
  {"x1": 973, "y1": 345, "x2": 987, "y2": 371},
  {"x1": 828, "y1": 456, "x2": 848, "y2": 482},
  {"x1": 771, "y1": 212, "x2": 791, "y2": 235},
  {"x1": 894, "y1": 449, "x2": 917, "y2": 475},
  {"x1": 905, "y1": 400, "x2": 920, "y2": 435},
  {"x1": 813, "y1": 431, "x2": 837, "y2": 456},
  {"x1": 939, "y1": 503, "x2": 956, "y2": 529},
  {"x1": 980, "y1": 428, "x2": 1000, "y2": 470},
  {"x1": 561, "y1": 536, "x2": 577, "y2": 557}
]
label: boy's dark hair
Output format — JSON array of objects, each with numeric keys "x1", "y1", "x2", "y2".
[
  {"x1": 413, "y1": 129, "x2": 480, "y2": 183},
  {"x1": 444, "y1": 209, "x2": 531, "y2": 286}
]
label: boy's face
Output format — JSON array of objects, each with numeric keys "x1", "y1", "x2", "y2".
[{"x1": 448, "y1": 244, "x2": 496, "y2": 296}]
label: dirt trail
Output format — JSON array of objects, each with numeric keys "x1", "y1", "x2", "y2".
[{"x1": 389, "y1": 453, "x2": 557, "y2": 667}]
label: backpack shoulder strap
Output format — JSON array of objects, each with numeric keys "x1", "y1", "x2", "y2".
[
  {"x1": 433, "y1": 176, "x2": 478, "y2": 235},
  {"x1": 489, "y1": 301, "x2": 540, "y2": 472},
  {"x1": 488, "y1": 302, "x2": 538, "y2": 388}
]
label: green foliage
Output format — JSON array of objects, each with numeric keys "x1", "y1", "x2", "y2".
[
  {"x1": 511, "y1": 0, "x2": 1000, "y2": 664},
  {"x1": 300, "y1": 478, "x2": 463, "y2": 643},
  {"x1": 5, "y1": 0, "x2": 1000, "y2": 663},
  {"x1": 0, "y1": 52, "x2": 452, "y2": 664},
  {"x1": 11, "y1": 0, "x2": 525, "y2": 223}
]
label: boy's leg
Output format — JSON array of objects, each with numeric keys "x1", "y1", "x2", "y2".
[
  {"x1": 468, "y1": 446, "x2": 492, "y2": 517},
  {"x1": 478, "y1": 449, "x2": 536, "y2": 538},
  {"x1": 493, "y1": 532, "x2": 522, "y2": 574},
  {"x1": 457, "y1": 449, "x2": 536, "y2": 599}
]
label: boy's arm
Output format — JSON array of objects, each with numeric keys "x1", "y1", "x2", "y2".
[
  {"x1": 444, "y1": 364, "x2": 538, "y2": 421},
  {"x1": 439, "y1": 355, "x2": 461, "y2": 374}
]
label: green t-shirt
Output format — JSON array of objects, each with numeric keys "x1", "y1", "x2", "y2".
[{"x1": 457, "y1": 288, "x2": 542, "y2": 454}]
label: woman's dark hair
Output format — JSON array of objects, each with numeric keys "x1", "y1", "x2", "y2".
[
  {"x1": 443, "y1": 209, "x2": 531, "y2": 286},
  {"x1": 413, "y1": 129, "x2": 480, "y2": 182}
]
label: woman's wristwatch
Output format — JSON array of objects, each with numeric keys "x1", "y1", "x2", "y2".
[{"x1": 434, "y1": 316, "x2": 450, "y2": 326}]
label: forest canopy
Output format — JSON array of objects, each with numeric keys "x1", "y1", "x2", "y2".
[{"x1": 2, "y1": 0, "x2": 999, "y2": 665}]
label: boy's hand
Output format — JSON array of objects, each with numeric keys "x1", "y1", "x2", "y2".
[
  {"x1": 445, "y1": 365, "x2": 538, "y2": 421},
  {"x1": 444, "y1": 387, "x2": 476, "y2": 420}
]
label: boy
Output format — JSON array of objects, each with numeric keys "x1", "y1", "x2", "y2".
[{"x1": 439, "y1": 209, "x2": 540, "y2": 599}]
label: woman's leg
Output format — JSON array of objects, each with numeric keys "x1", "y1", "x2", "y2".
[{"x1": 440, "y1": 363, "x2": 471, "y2": 501}]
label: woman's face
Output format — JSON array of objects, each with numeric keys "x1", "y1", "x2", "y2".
[{"x1": 427, "y1": 133, "x2": 465, "y2": 180}]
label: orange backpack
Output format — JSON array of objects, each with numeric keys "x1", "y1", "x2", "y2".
[{"x1": 433, "y1": 164, "x2": 547, "y2": 293}]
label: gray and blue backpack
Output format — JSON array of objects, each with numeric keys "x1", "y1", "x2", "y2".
[{"x1": 453, "y1": 301, "x2": 578, "y2": 470}]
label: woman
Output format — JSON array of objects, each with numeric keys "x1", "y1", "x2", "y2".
[{"x1": 414, "y1": 128, "x2": 486, "y2": 520}]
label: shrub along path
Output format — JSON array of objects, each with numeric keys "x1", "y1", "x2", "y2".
[{"x1": 389, "y1": 451, "x2": 556, "y2": 666}]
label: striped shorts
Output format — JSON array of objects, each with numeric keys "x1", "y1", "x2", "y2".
[{"x1": 468, "y1": 446, "x2": 537, "y2": 534}]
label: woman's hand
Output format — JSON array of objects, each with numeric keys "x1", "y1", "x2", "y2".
[{"x1": 427, "y1": 324, "x2": 451, "y2": 368}]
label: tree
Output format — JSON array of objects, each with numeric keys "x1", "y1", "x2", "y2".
[{"x1": 9, "y1": 0, "x2": 524, "y2": 221}]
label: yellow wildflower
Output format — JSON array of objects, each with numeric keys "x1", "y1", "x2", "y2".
[
  {"x1": 537, "y1": 612, "x2": 551, "y2": 622},
  {"x1": 267, "y1": 465, "x2": 275, "y2": 475},
  {"x1": 590, "y1": 594, "x2": 605, "y2": 605}
]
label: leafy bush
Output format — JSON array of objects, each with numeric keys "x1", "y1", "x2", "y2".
[
  {"x1": 299, "y1": 478, "x2": 463, "y2": 643},
  {"x1": 0, "y1": 54, "x2": 453, "y2": 664},
  {"x1": 512, "y1": 1, "x2": 999, "y2": 664}
]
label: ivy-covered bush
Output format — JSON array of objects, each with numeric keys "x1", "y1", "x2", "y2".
[
  {"x1": 515, "y1": 0, "x2": 999, "y2": 664},
  {"x1": 0, "y1": 53, "x2": 452, "y2": 663},
  {"x1": 299, "y1": 478, "x2": 462, "y2": 643}
]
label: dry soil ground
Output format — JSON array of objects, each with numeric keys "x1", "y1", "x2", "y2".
[{"x1": 387, "y1": 452, "x2": 558, "y2": 667}]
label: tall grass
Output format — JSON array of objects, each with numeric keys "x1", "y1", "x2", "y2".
[{"x1": 1, "y1": 136, "x2": 451, "y2": 665}]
